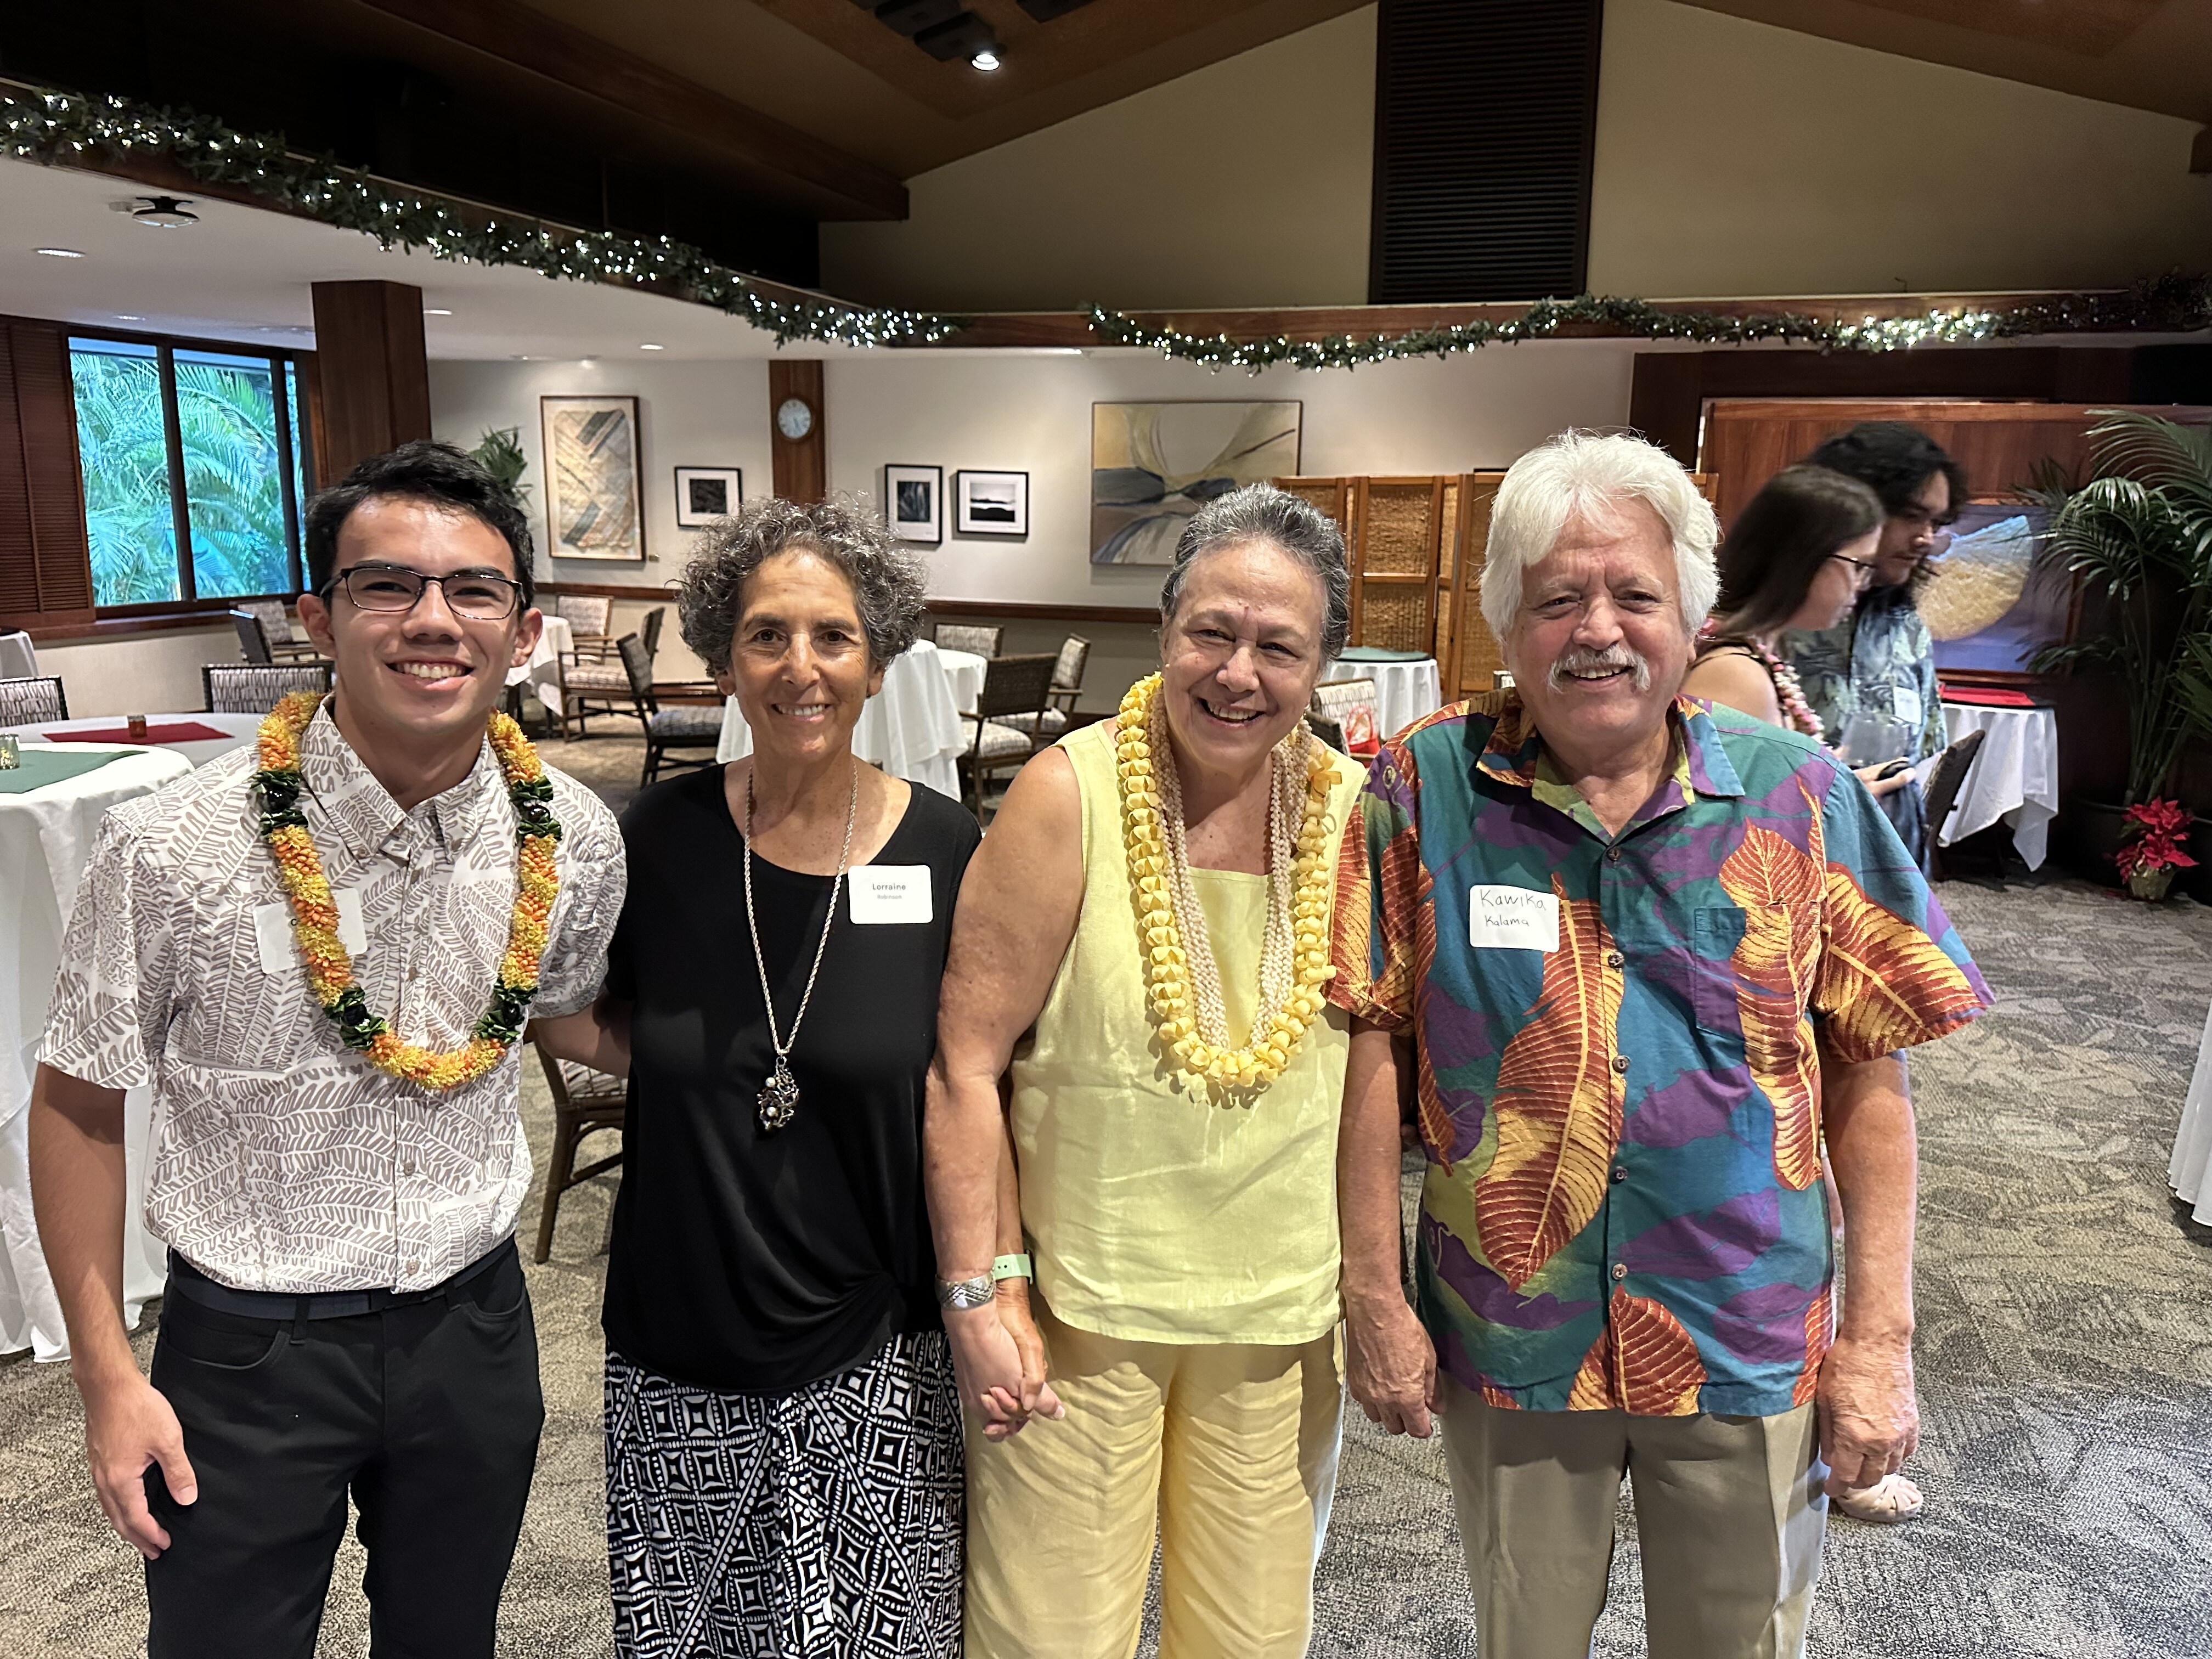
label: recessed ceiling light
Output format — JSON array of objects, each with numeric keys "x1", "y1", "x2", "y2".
[
  {"x1": 579, "y1": 357, "x2": 597, "y2": 368},
  {"x1": 35, "y1": 247, "x2": 85, "y2": 258},
  {"x1": 971, "y1": 48, "x2": 1001, "y2": 71},
  {"x1": 639, "y1": 342, "x2": 664, "y2": 351},
  {"x1": 131, "y1": 196, "x2": 199, "y2": 228},
  {"x1": 424, "y1": 307, "x2": 453, "y2": 316},
  {"x1": 116, "y1": 314, "x2": 144, "y2": 321}
]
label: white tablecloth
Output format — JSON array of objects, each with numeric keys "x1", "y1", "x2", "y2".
[
  {"x1": 1323, "y1": 656, "x2": 1443, "y2": 742},
  {"x1": 1, "y1": 744, "x2": 194, "y2": 1359},
  {"x1": 1934, "y1": 702, "x2": 2059, "y2": 870},
  {"x1": 717, "y1": 639, "x2": 974, "y2": 800},
  {"x1": 5, "y1": 712, "x2": 261, "y2": 771},
  {"x1": 2170, "y1": 1000, "x2": 2212, "y2": 1226},
  {"x1": 507, "y1": 614, "x2": 573, "y2": 720}
]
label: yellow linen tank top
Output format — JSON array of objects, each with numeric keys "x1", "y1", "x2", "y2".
[{"x1": 1009, "y1": 718, "x2": 1363, "y2": 1346}]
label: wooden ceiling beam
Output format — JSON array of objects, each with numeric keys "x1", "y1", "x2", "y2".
[{"x1": 352, "y1": 0, "x2": 908, "y2": 221}]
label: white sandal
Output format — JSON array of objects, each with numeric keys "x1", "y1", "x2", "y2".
[{"x1": 1832, "y1": 1471, "x2": 1923, "y2": 1523}]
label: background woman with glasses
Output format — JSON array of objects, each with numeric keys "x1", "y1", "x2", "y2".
[{"x1": 1684, "y1": 465, "x2": 1905, "y2": 802}]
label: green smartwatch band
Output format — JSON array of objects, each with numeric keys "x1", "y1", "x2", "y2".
[{"x1": 990, "y1": 1253, "x2": 1033, "y2": 1282}]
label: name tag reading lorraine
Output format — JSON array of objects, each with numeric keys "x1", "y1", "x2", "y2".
[
  {"x1": 849, "y1": 865, "x2": 932, "y2": 926},
  {"x1": 253, "y1": 888, "x2": 368, "y2": 974},
  {"x1": 1469, "y1": 885, "x2": 1559, "y2": 952}
]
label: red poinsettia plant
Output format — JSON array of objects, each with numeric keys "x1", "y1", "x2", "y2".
[{"x1": 2115, "y1": 798, "x2": 2198, "y2": 895}]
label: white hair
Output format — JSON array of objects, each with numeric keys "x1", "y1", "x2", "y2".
[{"x1": 1478, "y1": 430, "x2": 1720, "y2": 641}]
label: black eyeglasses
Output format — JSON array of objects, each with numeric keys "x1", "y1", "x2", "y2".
[
  {"x1": 1829, "y1": 551, "x2": 1879, "y2": 579},
  {"x1": 324, "y1": 563, "x2": 523, "y2": 620}
]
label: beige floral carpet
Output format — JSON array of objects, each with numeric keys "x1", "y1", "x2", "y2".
[{"x1": 3, "y1": 874, "x2": 2208, "y2": 1657}]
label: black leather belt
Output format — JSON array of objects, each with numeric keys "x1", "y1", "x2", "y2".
[{"x1": 165, "y1": 1237, "x2": 513, "y2": 1322}]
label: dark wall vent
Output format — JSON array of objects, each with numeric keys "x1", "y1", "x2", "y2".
[{"x1": 1368, "y1": 0, "x2": 1604, "y2": 305}]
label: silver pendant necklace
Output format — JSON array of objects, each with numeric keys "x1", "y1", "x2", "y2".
[{"x1": 741, "y1": 760, "x2": 858, "y2": 1133}]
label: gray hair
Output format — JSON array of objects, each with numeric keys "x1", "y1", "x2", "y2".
[
  {"x1": 1479, "y1": 430, "x2": 1720, "y2": 640},
  {"x1": 1158, "y1": 483, "x2": 1352, "y2": 658},
  {"x1": 676, "y1": 495, "x2": 927, "y2": 674}
]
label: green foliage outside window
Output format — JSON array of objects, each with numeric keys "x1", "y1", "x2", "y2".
[{"x1": 68, "y1": 336, "x2": 304, "y2": 608}]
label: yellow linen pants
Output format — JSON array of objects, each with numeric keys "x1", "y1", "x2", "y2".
[
  {"x1": 1438, "y1": 1378, "x2": 1827, "y2": 1659},
  {"x1": 964, "y1": 1305, "x2": 1343, "y2": 1659}
]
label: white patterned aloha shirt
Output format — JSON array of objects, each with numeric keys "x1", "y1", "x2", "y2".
[{"x1": 42, "y1": 702, "x2": 624, "y2": 1293}]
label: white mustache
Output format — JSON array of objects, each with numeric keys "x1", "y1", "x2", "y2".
[{"x1": 1548, "y1": 646, "x2": 1651, "y2": 693}]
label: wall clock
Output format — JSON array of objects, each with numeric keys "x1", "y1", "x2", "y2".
[{"x1": 776, "y1": 397, "x2": 815, "y2": 441}]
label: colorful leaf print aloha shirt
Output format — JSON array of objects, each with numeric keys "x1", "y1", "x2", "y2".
[{"x1": 1328, "y1": 690, "x2": 1991, "y2": 1417}]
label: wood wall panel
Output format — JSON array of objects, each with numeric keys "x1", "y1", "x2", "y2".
[
  {"x1": 0, "y1": 318, "x2": 95, "y2": 631},
  {"x1": 769, "y1": 359, "x2": 826, "y2": 503},
  {"x1": 308, "y1": 281, "x2": 432, "y2": 479}
]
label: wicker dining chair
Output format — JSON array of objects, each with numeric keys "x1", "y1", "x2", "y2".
[
  {"x1": 553, "y1": 594, "x2": 616, "y2": 665},
  {"x1": 203, "y1": 662, "x2": 333, "y2": 714},
  {"x1": 244, "y1": 599, "x2": 324, "y2": 662},
  {"x1": 229, "y1": 609, "x2": 274, "y2": 665},
  {"x1": 619, "y1": 634, "x2": 723, "y2": 785},
  {"x1": 529, "y1": 1040, "x2": 625, "y2": 1263},
  {"x1": 0, "y1": 675, "x2": 68, "y2": 725},
  {"x1": 561, "y1": 606, "x2": 662, "y2": 740},
  {"x1": 1001, "y1": 634, "x2": 1090, "y2": 740},
  {"x1": 1310, "y1": 677, "x2": 1382, "y2": 756},
  {"x1": 933, "y1": 622, "x2": 1003, "y2": 658},
  {"x1": 960, "y1": 652, "x2": 1057, "y2": 814}
]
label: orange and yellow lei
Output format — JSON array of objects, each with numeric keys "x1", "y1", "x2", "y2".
[
  {"x1": 1115, "y1": 673, "x2": 1338, "y2": 1091},
  {"x1": 253, "y1": 691, "x2": 560, "y2": 1092}
]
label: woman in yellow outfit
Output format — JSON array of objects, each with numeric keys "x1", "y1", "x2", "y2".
[{"x1": 924, "y1": 483, "x2": 1365, "y2": 1658}]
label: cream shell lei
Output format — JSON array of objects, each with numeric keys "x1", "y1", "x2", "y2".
[{"x1": 1116, "y1": 673, "x2": 1339, "y2": 1092}]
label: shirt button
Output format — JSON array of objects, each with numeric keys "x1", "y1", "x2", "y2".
[
  {"x1": 1611, "y1": 1054, "x2": 1630, "y2": 1074},
  {"x1": 1611, "y1": 1263, "x2": 1628, "y2": 1282},
  {"x1": 1612, "y1": 1166, "x2": 1628, "y2": 1183},
  {"x1": 1606, "y1": 847, "x2": 1623, "y2": 863},
  {"x1": 1605, "y1": 951, "x2": 1624, "y2": 969}
]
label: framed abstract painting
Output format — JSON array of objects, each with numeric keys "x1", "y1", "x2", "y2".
[
  {"x1": 1091, "y1": 400, "x2": 1302, "y2": 565},
  {"x1": 540, "y1": 395, "x2": 645, "y2": 562}
]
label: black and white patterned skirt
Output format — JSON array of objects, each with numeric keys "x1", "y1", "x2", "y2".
[{"x1": 603, "y1": 1331, "x2": 964, "y2": 1659}]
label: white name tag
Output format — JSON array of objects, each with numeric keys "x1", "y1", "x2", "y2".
[
  {"x1": 1892, "y1": 687, "x2": 1923, "y2": 730},
  {"x1": 849, "y1": 865, "x2": 932, "y2": 926},
  {"x1": 1469, "y1": 885, "x2": 1559, "y2": 952},
  {"x1": 253, "y1": 889, "x2": 367, "y2": 975}
]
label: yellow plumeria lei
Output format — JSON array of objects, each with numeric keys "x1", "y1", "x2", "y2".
[
  {"x1": 253, "y1": 691, "x2": 561, "y2": 1092},
  {"x1": 1116, "y1": 673, "x2": 1339, "y2": 1091}
]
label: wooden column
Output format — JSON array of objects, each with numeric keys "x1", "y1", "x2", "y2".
[
  {"x1": 769, "y1": 359, "x2": 826, "y2": 503},
  {"x1": 309, "y1": 281, "x2": 432, "y2": 477}
]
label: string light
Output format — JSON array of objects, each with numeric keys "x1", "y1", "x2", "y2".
[{"x1": 2, "y1": 86, "x2": 2203, "y2": 365}]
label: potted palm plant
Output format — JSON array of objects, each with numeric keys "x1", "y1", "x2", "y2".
[
  {"x1": 467, "y1": 426, "x2": 532, "y2": 506},
  {"x1": 2031, "y1": 411, "x2": 2212, "y2": 900}
]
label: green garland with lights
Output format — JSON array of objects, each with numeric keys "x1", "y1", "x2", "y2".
[
  {"x1": 4, "y1": 83, "x2": 2205, "y2": 366},
  {"x1": 0, "y1": 86, "x2": 970, "y2": 349},
  {"x1": 1088, "y1": 279, "x2": 2212, "y2": 371}
]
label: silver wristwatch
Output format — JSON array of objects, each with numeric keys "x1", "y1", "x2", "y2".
[{"x1": 935, "y1": 1274, "x2": 994, "y2": 1311}]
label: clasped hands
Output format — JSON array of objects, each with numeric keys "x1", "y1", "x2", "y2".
[{"x1": 945, "y1": 1282, "x2": 1064, "y2": 1441}]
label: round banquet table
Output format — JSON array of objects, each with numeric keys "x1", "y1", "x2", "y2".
[
  {"x1": 507, "y1": 613, "x2": 573, "y2": 721},
  {"x1": 1322, "y1": 654, "x2": 1443, "y2": 744},
  {"x1": 715, "y1": 640, "x2": 985, "y2": 801},
  {"x1": 5, "y1": 710, "x2": 261, "y2": 771},
  {"x1": 1932, "y1": 701, "x2": 2059, "y2": 870},
  {"x1": 2171, "y1": 998, "x2": 2212, "y2": 1226},
  {"x1": 0, "y1": 743, "x2": 198, "y2": 1359}
]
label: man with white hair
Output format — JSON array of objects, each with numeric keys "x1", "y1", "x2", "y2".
[{"x1": 1328, "y1": 431, "x2": 1990, "y2": 1656}]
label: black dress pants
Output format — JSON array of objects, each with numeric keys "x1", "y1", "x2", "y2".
[{"x1": 143, "y1": 1240, "x2": 545, "y2": 1659}]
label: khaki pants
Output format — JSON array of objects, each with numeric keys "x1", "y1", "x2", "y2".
[
  {"x1": 1438, "y1": 1376, "x2": 1826, "y2": 1659},
  {"x1": 964, "y1": 1305, "x2": 1342, "y2": 1659}
]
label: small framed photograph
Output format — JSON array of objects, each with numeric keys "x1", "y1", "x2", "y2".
[
  {"x1": 885, "y1": 464, "x2": 943, "y2": 544},
  {"x1": 955, "y1": 470, "x2": 1029, "y2": 537},
  {"x1": 673, "y1": 466, "x2": 742, "y2": 528}
]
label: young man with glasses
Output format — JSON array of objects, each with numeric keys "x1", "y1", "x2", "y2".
[
  {"x1": 29, "y1": 440, "x2": 625, "y2": 1657},
  {"x1": 1780, "y1": 422, "x2": 1969, "y2": 867}
]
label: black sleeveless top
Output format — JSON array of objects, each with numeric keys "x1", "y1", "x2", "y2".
[{"x1": 600, "y1": 765, "x2": 980, "y2": 1394}]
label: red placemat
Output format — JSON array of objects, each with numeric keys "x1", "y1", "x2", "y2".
[
  {"x1": 1939, "y1": 686, "x2": 2039, "y2": 708},
  {"x1": 45, "y1": 721, "x2": 232, "y2": 744}
]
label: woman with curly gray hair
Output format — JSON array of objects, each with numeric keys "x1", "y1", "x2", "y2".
[{"x1": 534, "y1": 495, "x2": 979, "y2": 1657}]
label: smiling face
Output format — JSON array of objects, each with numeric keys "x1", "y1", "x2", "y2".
[
  {"x1": 1158, "y1": 539, "x2": 1329, "y2": 781},
  {"x1": 1784, "y1": 526, "x2": 1880, "y2": 633},
  {"x1": 1502, "y1": 499, "x2": 1693, "y2": 766},
  {"x1": 296, "y1": 495, "x2": 538, "y2": 753},
  {"x1": 718, "y1": 546, "x2": 883, "y2": 772},
  {"x1": 1873, "y1": 471, "x2": 1953, "y2": 588}
]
